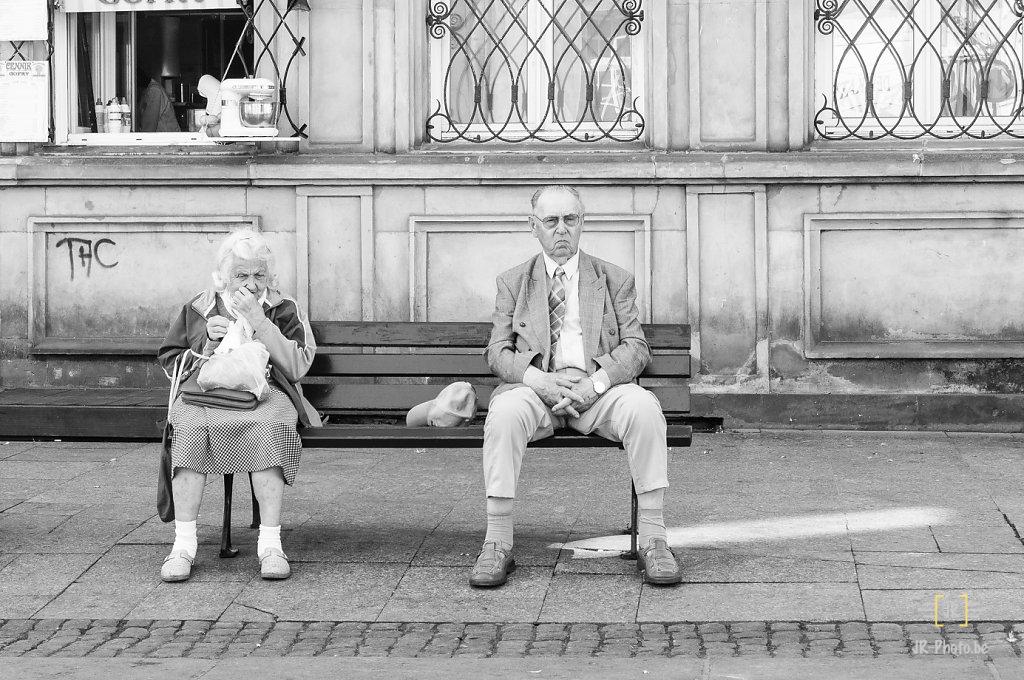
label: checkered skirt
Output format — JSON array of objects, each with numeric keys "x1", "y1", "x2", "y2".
[{"x1": 169, "y1": 384, "x2": 302, "y2": 485}]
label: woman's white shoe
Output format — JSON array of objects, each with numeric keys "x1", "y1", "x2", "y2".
[
  {"x1": 161, "y1": 550, "x2": 195, "y2": 582},
  {"x1": 259, "y1": 548, "x2": 291, "y2": 580}
]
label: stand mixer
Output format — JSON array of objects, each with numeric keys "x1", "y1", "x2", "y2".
[{"x1": 219, "y1": 78, "x2": 280, "y2": 137}]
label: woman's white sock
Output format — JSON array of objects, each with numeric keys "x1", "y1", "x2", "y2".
[
  {"x1": 171, "y1": 520, "x2": 198, "y2": 558},
  {"x1": 257, "y1": 524, "x2": 283, "y2": 556}
]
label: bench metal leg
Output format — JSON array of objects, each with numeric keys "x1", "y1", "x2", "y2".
[
  {"x1": 249, "y1": 472, "x2": 261, "y2": 529},
  {"x1": 220, "y1": 474, "x2": 239, "y2": 558},
  {"x1": 620, "y1": 481, "x2": 639, "y2": 561}
]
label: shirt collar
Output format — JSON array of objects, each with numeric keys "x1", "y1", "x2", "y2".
[{"x1": 542, "y1": 250, "x2": 580, "y2": 279}]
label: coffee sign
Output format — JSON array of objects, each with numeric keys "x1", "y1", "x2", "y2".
[{"x1": 62, "y1": 0, "x2": 238, "y2": 11}]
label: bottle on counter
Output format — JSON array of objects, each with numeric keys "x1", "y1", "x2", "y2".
[
  {"x1": 106, "y1": 98, "x2": 122, "y2": 134},
  {"x1": 119, "y1": 97, "x2": 132, "y2": 133},
  {"x1": 94, "y1": 99, "x2": 106, "y2": 133}
]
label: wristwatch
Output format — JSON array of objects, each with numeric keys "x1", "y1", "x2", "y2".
[{"x1": 592, "y1": 376, "x2": 608, "y2": 395}]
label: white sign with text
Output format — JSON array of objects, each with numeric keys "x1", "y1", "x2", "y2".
[
  {"x1": 63, "y1": 0, "x2": 238, "y2": 12},
  {"x1": 0, "y1": 62, "x2": 49, "y2": 142},
  {"x1": 0, "y1": 0, "x2": 48, "y2": 40}
]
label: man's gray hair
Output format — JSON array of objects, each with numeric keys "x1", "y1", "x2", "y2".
[{"x1": 530, "y1": 185, "x2": 583, "y2": 211}]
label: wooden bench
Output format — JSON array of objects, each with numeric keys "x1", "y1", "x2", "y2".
[
  {"x1": 220, "y1": 321, "x2": 693, "y2": 561},
  {"x1": 0, "y1": 321, "x2": 693, "y2": 561}
]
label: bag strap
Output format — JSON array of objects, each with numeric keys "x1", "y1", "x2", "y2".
[{"x1": 166, "y1": 349, "x2": 208, "y2": 416}]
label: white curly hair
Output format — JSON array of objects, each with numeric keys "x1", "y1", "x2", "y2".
[{"x1": 211, "y1": 228, "x2": 278, "y2": 291}]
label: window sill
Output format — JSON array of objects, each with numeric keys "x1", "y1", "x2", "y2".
[
  {"x1": 65, "y1": 132, "x2": 301, "y2": 147},
  {"x1": 809, "y1": 137, "x2": 1024, "y2": 153}
]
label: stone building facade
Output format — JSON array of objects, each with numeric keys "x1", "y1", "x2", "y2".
[{"x1": 2, "y1": 0, "x2": 1023, "y2": 429}]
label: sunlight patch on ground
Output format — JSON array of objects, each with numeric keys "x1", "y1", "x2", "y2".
[{"x1": 551, "y1": 507, "x2": 955, "y2": 558}]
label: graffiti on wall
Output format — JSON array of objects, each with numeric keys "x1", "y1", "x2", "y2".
[{"x1": 54, "y1": 237, "x2": 119, "y2": 280}]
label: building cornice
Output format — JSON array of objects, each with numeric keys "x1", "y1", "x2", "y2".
[{"x1": 4, "y1": 149, "x2": 1024, "y2": 185}]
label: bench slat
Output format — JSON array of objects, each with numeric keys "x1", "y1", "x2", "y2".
[
  {"x1": 313, "y1": 322, "x2": 691, "y2": 350},
  {"x1": 303, "y1": 384, "x2": 690, "y2": 414},
  {"x1": 300, "y1": 424, "x2": 693, "y2": 449},
  {"x1": 0, "y1": 404, "x2": 163, "y2": 438},
  {"x1": 309, "y1": 353, "x2": 691, "y2": 378}
]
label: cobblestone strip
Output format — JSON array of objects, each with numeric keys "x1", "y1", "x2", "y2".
[{"x1": 0, "y1": 620, "x2": 1020, "y2": 659}]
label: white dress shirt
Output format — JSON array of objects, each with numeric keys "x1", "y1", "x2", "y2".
[
  {"x1": 520, "y1": 250, "x2": 612, "y2": 394},
  {"x1": 543, "y1": 250, "x2": 585, "y2": 371}
]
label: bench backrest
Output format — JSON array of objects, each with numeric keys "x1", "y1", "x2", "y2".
[{"x1": 304, "y1": 322, "x2": 691, "y2": 418}]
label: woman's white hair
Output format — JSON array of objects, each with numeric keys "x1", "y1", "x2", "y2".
[{"x1": 211, "y1": 228, "x2": 278, "y2": 291}]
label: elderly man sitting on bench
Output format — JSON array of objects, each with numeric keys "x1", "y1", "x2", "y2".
[{"x1": 471, "y1": 184, "x2": 682, "y2": 589}]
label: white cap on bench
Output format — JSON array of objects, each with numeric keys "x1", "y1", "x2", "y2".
[{"x1": 406, "y1": 381, "x2": 478, "y2": 428}]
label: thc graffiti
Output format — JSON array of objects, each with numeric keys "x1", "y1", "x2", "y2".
[{"x1": 55, "y1": 237, "x2": 120, "y2": 280}]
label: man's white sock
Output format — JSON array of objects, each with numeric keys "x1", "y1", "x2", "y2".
[
  {"x1": 171, "y1": 520, "x2": 198, "y2": 558},
  {"x1": 636, "y1": 488, "x2": 667, "y2": 547},
  {"x1": 484, "y1": 497, "x2": 514, "y2": 550},
  {"x1": 257, "y1": 524, "x2": 283, "y2": 556}
]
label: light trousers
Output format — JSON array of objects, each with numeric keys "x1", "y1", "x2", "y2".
[{"x1": 482, "y1": 383, "x2": 669, "y2": 498}]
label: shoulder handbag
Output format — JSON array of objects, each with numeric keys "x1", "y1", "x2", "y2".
[
  {"x1": 157, "y1": 352, "x2": 192, "y2": 523},
  {"x1": 158, "y1": 420, "x2": 175, "y2": 523},
  {"x1": 178, "y1": 368, "x2": 258, "y2": 410}
]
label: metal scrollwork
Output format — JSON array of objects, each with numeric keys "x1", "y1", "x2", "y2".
[
  {"x1": 815, "y1": 0, "x2": 1024, "y2": 141},
  {"x1": 426, "y1": 2, "x2": 453, "y2": 39},
  {"x1": 814, "y1": 0, "x2": 839, "y2": 35},
  {"x1": 424, "y1": 0, "x2": 646, "y2": 143}
]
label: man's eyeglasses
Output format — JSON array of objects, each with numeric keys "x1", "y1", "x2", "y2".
[{"x1": 533, "y1": 213, "x2": 581, "y2": 229}]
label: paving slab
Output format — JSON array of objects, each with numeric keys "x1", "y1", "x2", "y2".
[
  {"x1": 0, "y1": 461, "x2": 103, "y2": 480},
  {"x1": 0, "y1": 498, "x2": 26, "y2": 512},
  {"x1": 21, "y1": 517, "x2": 145, "y2": 554},
  {"x1": 850, "y1": 527, "x2": 941, "y2": 553},
  {"x1": 232, "y1": 562, "x2": 407, "y2": 621},
  {"x1": 378, "y1": 566, "x2": 550, "y2": 622},
  {"x1": 0, "y1": 442, "x2": 42, "y2": 460},
  {"x1": 537, "y1": 574, "x2": 642, "y2": 623},
  {"x1": 127, "y1": 581, "x2": 251, "y2": 620},
  {"x1": 0, "y1": 553, "x2": 101, "y2": 613},
  {"x1": 286, "y1": 522, "x2": 428, "y2": 564},
  {"x1": 413, "y1": 524, "x2": 567, "y2": 567},
  {"x1": 855, "y1": 552, "x2": 1024, "y2": 589},
  {"x1": 930, "y1": 524, "x2": 1024, "y2": 554},
  {"x1": 680, "y1": 547, "x2": 858, "y2": 583},
  {"x1": 863, "y1": 588, "x2": 1024, "y2": 622},
  {"x1": 637, "y1": 583, "x2": 866, "y2": 622},
  {"x1": 0, "y1": 478, "x2": 58, "y2": 499},
  {"x1": 34, "y1": 581, "x2": 157, "y2": 620},
  {"x1": 6, "y1": 447, "x2": 145, "y2": 462}
]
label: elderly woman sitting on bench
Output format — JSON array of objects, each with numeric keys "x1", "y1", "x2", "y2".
[{"x1": 157, "y1": 229, "x2": 319, "y2": 582}]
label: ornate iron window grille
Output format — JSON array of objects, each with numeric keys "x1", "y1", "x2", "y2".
[
  {"x1": 426, "y1": 0, "x2": 645, "y2": 143},
  {"x1": 4, "y1": 3, "x2": 56, "y2": 144},
  {"x1": 815, "y1": 0, "x2": 1024, "y2": 140},
  {"x1": 224, "y1": 0, "x2": 309, "y2": 138}
]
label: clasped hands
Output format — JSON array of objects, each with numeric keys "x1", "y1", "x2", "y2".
[
  {"x1": 524, "y1": 370, "x2": 599, "y2": 419},
  {"x1": 206, "y1": 287, "x2": 267, "y2": 340}
]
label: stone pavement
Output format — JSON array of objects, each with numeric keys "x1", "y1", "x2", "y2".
[{"x1": 3, "y1": 431, "x2": 1024, "y2": 677}]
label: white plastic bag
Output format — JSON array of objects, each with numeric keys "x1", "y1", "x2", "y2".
[
  {"x1": 215, "y1": 317, "x2": 254, "y2": 355},
  {"x1": 197, "y1": 340, "x2": 271, "y2": 401}
]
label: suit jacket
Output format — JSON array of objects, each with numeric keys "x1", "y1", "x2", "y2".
[{"x1": 485, "y1": 251, "x2": 651, "y2": 400}]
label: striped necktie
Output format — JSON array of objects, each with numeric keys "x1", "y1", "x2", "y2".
[{"x1": 548, "y1": 266, "x2": 566, "y2": 368}]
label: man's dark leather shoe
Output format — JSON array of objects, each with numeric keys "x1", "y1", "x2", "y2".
[
  {"x1": 638, "y1": 538, "x2": 682, "y2": 585},
  {"x1": 469, "y1": 540, "x2": 515, "y2": 588}
]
